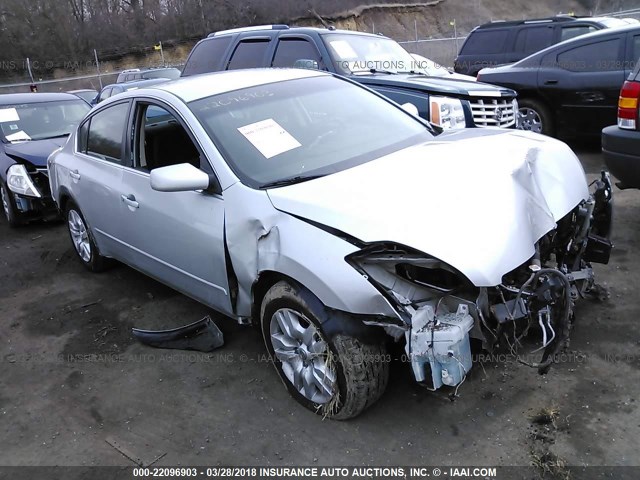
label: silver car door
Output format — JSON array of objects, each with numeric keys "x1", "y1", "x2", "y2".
[
  {"x1": 71, "y1": 100, "x2": 131, "y2": 258},
  {"x1": 117, "y1": 100, "x2": 232, "y2": 314}
]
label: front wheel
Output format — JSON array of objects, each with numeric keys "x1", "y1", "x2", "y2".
[
  {"x1": 65, "y1": 201, "x2": 107, "y2": 272},
  {"x1": 518, "y1": 99, "x2": 554, "y2": 136},
  {"x1": 260, "y1": 280, "x2": 389, "y2": 420},
  {"x1": 0, "y1": 180, "x2": 22, "y2": 228}
]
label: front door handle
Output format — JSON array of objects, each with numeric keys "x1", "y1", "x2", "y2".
[
  {"x1": 121, "y1": 194, "x2": 139, "y2": 209},
  {"x1": 544, "y1": 79, "x2": 558, "y2": 85},
  {"x1": 69, "y1": 170, "x2": 81, "y2": 181}
]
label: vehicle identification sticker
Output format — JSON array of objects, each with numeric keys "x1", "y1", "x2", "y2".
[
  {"x1": 6, "y1": 131, "x2": 31, "y2": 142},
  {"x1": 238, "y1": 119, "x2": 301, "y2": 159},
  {"x1": 0, "y1": 108, "x2": 20, "y2": 123}
]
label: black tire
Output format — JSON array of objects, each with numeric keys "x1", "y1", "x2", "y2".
[
  {"x1": 0, "y1": 180, "x2": 22, "y2": 228},
  {"x1": 260, "y1": 280, "x2": 389, "y2": 420},
  {"x1": 64, "y1": 201, "x2": 107, "y2": 272},
  {"x1": 519, "y1": 98, "x2": 554, "y2": 137}
]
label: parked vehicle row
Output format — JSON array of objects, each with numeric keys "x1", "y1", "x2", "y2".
[
  {"x1": 182, "y1": 25, "x2": 519, "y2": 131},
  {"x1": 455, "y1": 15, "x2": 629, "y2": 77},
  {"x1": 0, "y1": 18, "x2": 626, "y2": 420},
  {"x1": 477, "y1": 23, "x2": 640, "y2": 138}
]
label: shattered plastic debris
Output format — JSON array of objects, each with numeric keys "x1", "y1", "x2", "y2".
[{"x1": 132, "y1": 316, "x2": 224, "y2": 352}]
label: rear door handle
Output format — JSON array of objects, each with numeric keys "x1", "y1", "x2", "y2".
[
  {"x1": 69, "y1": 170, "x2": 81, "y2": 181},
  {"x1": 544, "y1": 79, "x2": 558, "y2": 85},
  {"x1": 121, "y1": 194, "x2": 139, "y2": 209}
]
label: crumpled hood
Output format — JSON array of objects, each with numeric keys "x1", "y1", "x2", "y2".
[
  {"x1": 4, "y1": 137, "x2": 67, "y2": 167},
  {"x1": 267, "y1": 129, "x2": 589, "y2": 286}
]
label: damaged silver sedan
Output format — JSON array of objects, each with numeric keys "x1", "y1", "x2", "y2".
[{"x1": 48, "y1": 69, "x2": 613, "y2": 419}]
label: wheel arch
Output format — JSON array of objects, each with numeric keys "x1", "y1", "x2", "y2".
[{"x1": 251, "y1": 271, "x2": 387, "y2": 345}]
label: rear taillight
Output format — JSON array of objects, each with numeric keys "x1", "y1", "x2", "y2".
[{"x1": 618, "y1": 80, "x2": 640, "y2": 129}]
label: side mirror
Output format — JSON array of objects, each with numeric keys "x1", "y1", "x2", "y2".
[
  {"x1": 293, "y1": 59, "x2": 319, "y2": 70},
  {"x1": 401, "y1": 102, "x2": 419, "y2": 116},
  {"x1": 150, "y1": 163, "x2": 211, "y2": 192}
]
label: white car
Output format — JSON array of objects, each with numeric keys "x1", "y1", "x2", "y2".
[{"x1": 48, "y1": 69, "x2": 612, "y2": 419}]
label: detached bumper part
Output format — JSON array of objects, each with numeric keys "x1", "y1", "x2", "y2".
[
  {"x1": 408, "y1": 304, "x2": 473, "y2": 389},
  {"x1": 132, "y1": 316, "x2": 224, "y2": 352}
]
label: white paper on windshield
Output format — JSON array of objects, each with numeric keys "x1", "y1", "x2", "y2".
[
  {"x1": 329, "y1": 40, "x2": 358, "y2": 59},
  {"x1": 0, "y1": 108, "x2": 20, "y2": 123},
  {"x1": 238, "y1": 119, "x2": 301, "y2": 159},
  {"x1": 6, "y1": 131, "x2": 31, "y2": 142}
]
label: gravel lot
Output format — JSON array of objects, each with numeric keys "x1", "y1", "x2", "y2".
[{"x1": 0, "y1": 144, "x2": 638, "y2": 474}]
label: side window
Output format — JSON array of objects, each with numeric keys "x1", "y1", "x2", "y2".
[
  {"x1": 556, "y1": 38, "x2": 621, "y2": 72},
  {"x1": 460, "y1": 30, "x2": 509, "y2": 54},
  {"x1": 133, "y1": 103, "x2": 201, "y2": 172},
  {"x1": 560, "y1": 25, "x2": 598, "y2": 42},
  {"x1": 86, "y1": 102, "x2": 129, "y2": 164},
  {"x1": 77, "y1": 120, "x2": 89, "y2": 153},
  {"x1": 514, "y1": 27, "x2": 554, "y2": 54},
  {"x1": 98, "y1": 87, "x2": 112, "y2": 103},
  {"x1": 227, "y1": 40, "x2": 270, "y2": 70},
  {"x1": 272, "y1": 38, "x2": 322, "y2": 68},
  {"x1": 182, "y1": 37, "x2": 233, "y2": 76}
]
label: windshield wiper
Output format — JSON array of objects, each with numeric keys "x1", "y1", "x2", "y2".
[
  {"x1": 350, "y1": 68, "x2": 396, "y2": 75},
  {"x1": 261, "y1": 174, "x2": 325, "y2": 189},
  {"x1": 38, "y1": 133, "x2": 71, "y2": 140}
]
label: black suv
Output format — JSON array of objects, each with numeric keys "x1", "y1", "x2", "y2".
[
  {"x1": 181, "y1": 25, "x2": 519, "y2": 131},
  {"x1": 476, "y1": 25, "x2": 640, "y2": 138},
  {"x1": 454, "y1": 16, "x2": 628, "y2": 77}
]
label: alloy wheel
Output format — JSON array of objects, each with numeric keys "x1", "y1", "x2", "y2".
[
  {"x1": 269, "y1": 308, "x2": 336, "y2": 404},
  {"x1": 519, "y1": 107, "x2": 543, "y2": 133},
  {"x1": 68, "y1": 209, "x2": 91, "y2": 262}
]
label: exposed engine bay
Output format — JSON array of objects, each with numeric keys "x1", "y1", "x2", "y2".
[{"x1": 348, "y1": 171, "x2": 613, "y2": 391}]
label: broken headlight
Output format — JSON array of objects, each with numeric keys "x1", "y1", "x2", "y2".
[
  {"x1": 7, "y1": 164, "x2": 42, "y2": 198},
  {"x1": 346, "y1": 243, "x2": 472, "y2": 317}
]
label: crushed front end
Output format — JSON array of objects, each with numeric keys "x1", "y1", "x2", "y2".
[{"x1": 348, "y1": 171, "x2": 613, "y2": 391}]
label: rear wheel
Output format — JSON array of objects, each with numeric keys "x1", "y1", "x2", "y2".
[
  {"x1": 0, "y1": 180, "x2": 22, "y2": 228},
  {"x1": 260, "y1": 280, "x2": 389, "y2": 420},
  {"x1": 518, "y1": 99, "x2": 554, "y2": 136},
  {"x1": 65, "y1": 201, "x2": 107, "y2": 272}
]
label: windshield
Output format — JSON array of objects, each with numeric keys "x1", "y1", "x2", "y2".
[
  {"x1": 189, "y1": 75, "x2": 432, "y2": 188},
  {"x1": 410, "y1": 55, "x2": 451, "y2": 77},
  {"x1": 0, "y1": 100, "x2": 90, "y2": 142},
  {"x1": 323, "y1": 33, "x2": 420, "y2": 74}
]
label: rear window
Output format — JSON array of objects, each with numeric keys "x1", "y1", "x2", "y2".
[
  {"x1": 461, "y1": 30, "x2": 509, "y2": 55},
  {"x1": 182, "y1": 37, "x2": 233, "y2": 76}
]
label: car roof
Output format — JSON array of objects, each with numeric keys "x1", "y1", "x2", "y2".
[
  {"x1": 475, "y1": 15, "x2": 615, "y2": 30},
  {"x1": 151, "y1": 68, "x2": 327, "y2": 103},
  {"x1": 0, "y1": 92, "x2": 82, "y2": 105},
  {"x1": 209, "y1": 24, "x2": 384, "y2": 39}
]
